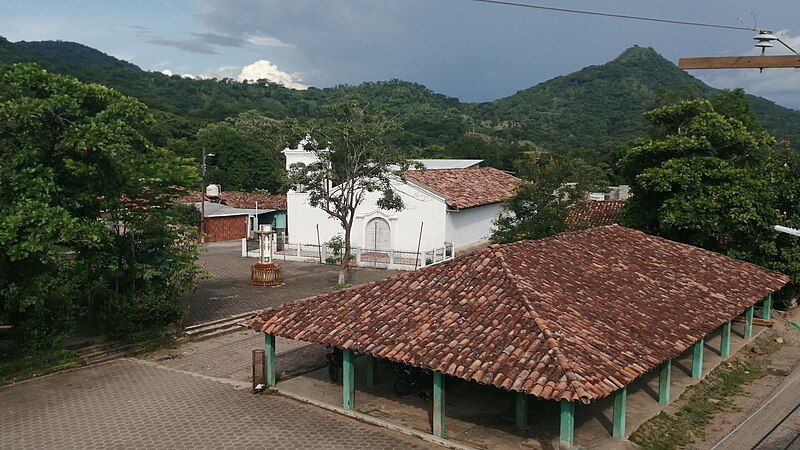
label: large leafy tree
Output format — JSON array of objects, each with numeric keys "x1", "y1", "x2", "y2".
[
  {"x1": 492, "y1": 150, "x2": 608, "y2": 243},
  {"x1": 288, "y1": 101, "x2": 410, "y2": 285},
  {"x1": 184, "y1": 110, "x2": 288, "y2": 194},
  {"x1": 0, "y1": 63, "x2": 200, "y2": 349},
  {"x1": 620, "y1": 98, "x2": 800, "y2": 285}
]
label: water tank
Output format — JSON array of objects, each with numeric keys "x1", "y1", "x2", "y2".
[{"x1": 205, "y1": 184, "x2": 221, "y2": 198}]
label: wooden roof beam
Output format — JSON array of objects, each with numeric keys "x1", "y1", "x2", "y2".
[{"x1": 679, "y1": 55, "x2": 800, "y2": 70}]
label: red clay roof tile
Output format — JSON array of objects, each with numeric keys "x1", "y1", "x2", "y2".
[
  {"x1": 247, "y1": 225, "x2": 788, "y2": 403},
  {"x1": 566, "y1": 200, "x2": 625, "y2": 230},
  {"x1": 403, "y1": 167, "x2": 520, "y2": 209}
]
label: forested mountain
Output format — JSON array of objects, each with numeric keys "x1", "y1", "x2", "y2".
[{"x1": 2, "y1": 36, "x2": 799, "y2": 154}]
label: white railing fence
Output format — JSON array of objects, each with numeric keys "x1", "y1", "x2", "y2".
[{"x1": 242, "y1": 236, "x2": 454, "y2": 271}]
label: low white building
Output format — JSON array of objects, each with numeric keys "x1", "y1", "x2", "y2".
[{"x1": 274, "y1": 142, "x2": 520, "y2": 269}]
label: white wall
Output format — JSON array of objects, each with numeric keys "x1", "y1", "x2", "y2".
[
  {"x1": 284, "y1": 143, "x2": 498, "y2": 252},
  {"x1": 287, "y1": 180, "x2": 448, "y2": 253},
  {"x1": 446, "y1": 203, "x2": 503, "y2": 248}
]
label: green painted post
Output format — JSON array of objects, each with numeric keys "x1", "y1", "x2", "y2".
[
  {"x1": 762, "y1": 294, "x2": 772, "y2": 320},
  {"x1": 612, "y1": 386, "x2": 627, "y2": 438},
  {"x1": 515, "y1": 392, "x2": 528, "y2": 430},
  {"x1": 433, "y1": 371, "x2": 445, "y2": 438},
  {"x1": 692, "y1": 339, "x2": 704, "y2": 379},
  {"x1": 342, "y1": 349, "x2": 355, "y2": 410},
  {"x1": 366, "y1": 355, "x2": 378, "y2": 388},
  {"x1": 720, "y1": 321, "x2": 732, "y2": 358},
  {"x1": 744, "y1": 306, "x2": 754, "y2": 339},
  {"x1": 264, "y1": 333, "x2": 276, "y2": 387},
  {"x1": 560, "y1": 400, "x2": 575, "y2": 448},
  {"x1": 658, "y1": 359, "x2": 671, "y2": 405}
]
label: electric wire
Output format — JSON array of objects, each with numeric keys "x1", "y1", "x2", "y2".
[
  {"x1": 748, "y1": 399, "x2": 800, "y2": 449},
  {"x1": 461, "y1": 0, "x2": 756, "y2": 31},
  {"x1": 776, "y1": 38, "x2": 799, "y2": 55}
]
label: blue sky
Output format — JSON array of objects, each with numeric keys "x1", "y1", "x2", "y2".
[{"x1": 1, "y1": 0, "x2": 799, "y2": 108}]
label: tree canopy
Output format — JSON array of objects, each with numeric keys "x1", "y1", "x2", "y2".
[
  {"x1": 492, "y1": 151, "x2": 608, "y2": 243},
  {"x1": 0, "y1": 63, "x2": 201, "y2": 349},
  {"x1": 287, "y1": 101, "x2": 411, "y2": 285},
  {"x1": 620, "y1": 97, "x2": 800, "y2": 287}
]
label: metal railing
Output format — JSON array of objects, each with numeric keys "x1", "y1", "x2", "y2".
[{"x1": 244, "y1": 236, "x2": 454, "y2": 271}]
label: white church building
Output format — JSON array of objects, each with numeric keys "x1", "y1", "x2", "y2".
[{"x1": 267, "y1": 142, "x2": 520, "y2": 270}]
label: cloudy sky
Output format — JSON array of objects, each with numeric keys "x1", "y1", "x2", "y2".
[{"x1": 1, "y1": 0, "x2": 799, "y2": 108}]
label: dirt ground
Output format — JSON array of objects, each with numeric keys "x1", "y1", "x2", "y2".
[{"x1": 689, "y1": 306, "x2": 800, "y2": 449}]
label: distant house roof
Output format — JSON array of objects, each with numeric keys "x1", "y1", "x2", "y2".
[
  {"x1": 403, "y1": 167, "x2": 521, "y2": 209},
  {"x1": 566, "y1": 200, "x2": 625, "y2": 230},
  {"x1": 411, "y1": 159, "x2": 483, "y2": 170},
  {"x1": 247, "y1": 225, "x2": 788, "y2": 403},
  {"x1": 179, "y1": 191, "x2": 287, "y2": 210},
  {"x1": 193, "y1": 201, "x2": 267, "y2": 218}
]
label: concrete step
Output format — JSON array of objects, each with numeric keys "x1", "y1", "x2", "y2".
[
  {"x1": 184, "y1": 319, "x2": 249, "y2": 341},
  {"x1": 188, "y1": 324, "x2": 247, "y2": 342},
  {"x1": 184, "y1": 310, "x2": 257, "y2": 332}
]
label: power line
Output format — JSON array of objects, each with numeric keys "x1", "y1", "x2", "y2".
[{"x1": 461, "y1": 0, "x2": 757, "y2": 32}]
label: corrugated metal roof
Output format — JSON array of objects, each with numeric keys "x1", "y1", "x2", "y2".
[
  {"x1": 410, "y1": 159, "x2": 483, "y2": 169},
  {"x1": 194, "y1": 201, "x2": 273, "y2": 218}
]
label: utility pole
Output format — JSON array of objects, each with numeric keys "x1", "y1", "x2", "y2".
[
  {"x1": 199, "y1": 151, "x2": 215, "y2": 243},
  {"x1": 679, "y1": 31, "x2": 800, "y2": 70}
]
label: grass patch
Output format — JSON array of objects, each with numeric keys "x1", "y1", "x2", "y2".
[
  {"x1": 0, "y1": 349, "x2": 81, "y2": 385},
  {"x1": 630, "y1": 360, "x2": 765, "y2": 449},
  {"x1": 0, "y1": 335, "x2": 179, "y2": 386}
]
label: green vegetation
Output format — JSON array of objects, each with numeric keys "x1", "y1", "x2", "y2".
[
  {"x1": 492, "y1": 150, "x2": 608, "y2": 242},
  {"x1": 2, "y1": 37, "x2": 799, "y2": 169},
  {"x1": 630, "y1": 359, "x2": 765, "y2": 449},
  {"x1": 620, "y1": 94, "x2": 800, "y2": 284},
  {"x1": 0, "y1": 63, "x2": 201, "y2": 351},
  {"x1": 287, "y1": 101, "x2": 411, "y2": 285}
]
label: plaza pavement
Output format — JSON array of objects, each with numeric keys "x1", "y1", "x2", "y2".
[
  {"x1": 0, "y1": 241, "x2": 422, "y2": 449},
  {"x1": 0, "y1": 356, "x2": 436, "y2": 449},
  {"x1": 185, "y1": 241, "x2": 398, "y2": 325}
]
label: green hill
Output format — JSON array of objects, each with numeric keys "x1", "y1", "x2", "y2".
[{"x1": 2, "y1": 37, "x2": 799, "y2": 152}]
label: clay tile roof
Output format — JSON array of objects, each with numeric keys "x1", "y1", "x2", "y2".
[
  {"x1": 177, "y1": 191, "x2": 286, "y2": 210},
  {"x1": 247, "y1": 225, "x2": 788, "y2": 403},
  {"x1": 403, "y1": 167, "x2": 521, "y2": 209},
  {"x1": 566, "y1": 200, "x2": 626, "y2": 230}
]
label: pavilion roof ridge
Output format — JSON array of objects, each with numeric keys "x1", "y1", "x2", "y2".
[{"x1": 490, "y1": 244, "x2": 592, "y2": 403}]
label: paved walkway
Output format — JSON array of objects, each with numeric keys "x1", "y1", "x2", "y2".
[
  {"x1": 185, "y1": 241, "x2": 398, "y2": 325},
  {"x1": 0, "y1": 358, "x2": 435, "y2": 449}
]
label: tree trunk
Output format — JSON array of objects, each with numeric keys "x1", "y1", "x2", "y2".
[{"x1": 338, "y1": 226, "x2": 351, "y2": 286}]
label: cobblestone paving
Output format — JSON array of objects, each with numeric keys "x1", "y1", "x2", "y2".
[
  {"x1": 147, "y1": 330, "x2": 327, "y2": 384},
  {"x1": 186, "y1": 242, "x2": 399, "y2": 325},
  {"x1": 0, "y1": 359, "x2": 434, "y2": 449}
]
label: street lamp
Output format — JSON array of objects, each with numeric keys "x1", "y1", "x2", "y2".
[
  {"x1": 199, "y1": 152, "x2": 215, "y2": 243},
  {"x1": 774, "y1": 225, "x2": 800, "y2": 237}
]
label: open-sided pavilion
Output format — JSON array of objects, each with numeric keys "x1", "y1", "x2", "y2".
[{"x1": 247, "y1": 225, "x2": 788, "y2": 446}]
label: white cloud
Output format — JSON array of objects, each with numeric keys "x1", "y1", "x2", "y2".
[
  {"x1": 694, "y1": 30, "x2": 800, "y2": 109},
  {"x1": 246, "y1": 34, "x2": 294, "y2": 48},
  {"x1": 158, "y1": 59, "x2": 310, "y2": 90},
  {"x1": 199, "y1": 66, "x2": 238, "y2": 79},
  {"x1": 236, "y1": 60, "x2": 308, "y2": 90}
]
